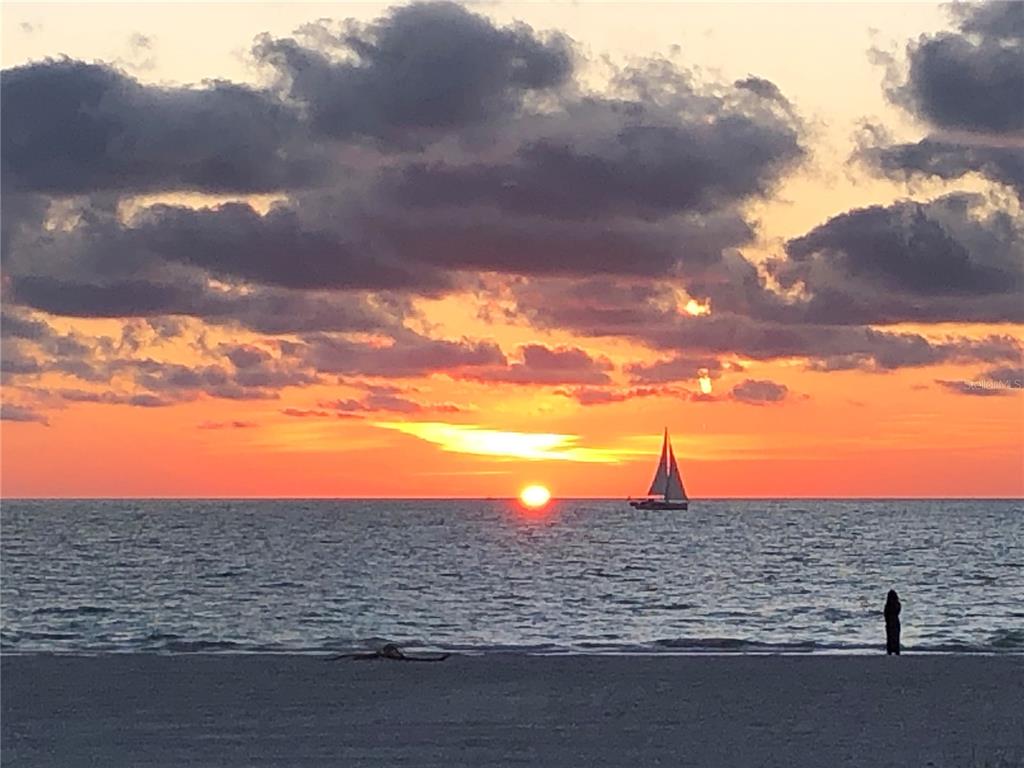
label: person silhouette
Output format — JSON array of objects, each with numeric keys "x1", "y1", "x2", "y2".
[{"x1": 884, "y1": 590, "x2": 901, "y2": 655}]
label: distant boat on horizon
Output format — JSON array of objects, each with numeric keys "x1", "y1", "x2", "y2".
[{"x1": 629, "y1": 429, "x2": 689, "y2": 510}]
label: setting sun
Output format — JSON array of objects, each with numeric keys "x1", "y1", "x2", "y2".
[{"x1": 519, "y1": 485, "x2": 551, "y2": 508}]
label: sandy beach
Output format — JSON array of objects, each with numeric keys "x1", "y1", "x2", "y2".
[{"x1": 3, "y1": 654, "x2": 1023, "y2": 767}]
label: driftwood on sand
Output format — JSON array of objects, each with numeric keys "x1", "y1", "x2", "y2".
[{"x1": 326, "y1": 643, "x2": 451, "y2": 662}]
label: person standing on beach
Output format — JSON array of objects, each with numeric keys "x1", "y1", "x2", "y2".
[{"x1": 884, "y1": 590, "x2": 901, "y2": 655}]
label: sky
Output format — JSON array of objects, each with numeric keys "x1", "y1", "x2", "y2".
[{"x1": 1, "y1": 1, "x2": 1022, "y2": 498}]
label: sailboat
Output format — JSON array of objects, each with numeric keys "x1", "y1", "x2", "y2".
[{"x1": 629, "y1": 429, "x2": 688, "y2": 510}]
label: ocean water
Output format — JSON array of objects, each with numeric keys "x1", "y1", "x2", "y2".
[{"x1": 2, "y1": 499, "x2": 1022, "y2": 655}]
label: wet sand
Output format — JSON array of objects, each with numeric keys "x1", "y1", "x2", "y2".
[{"x1": 3, "y1": 654, "x2": 1023, "y2": 767}]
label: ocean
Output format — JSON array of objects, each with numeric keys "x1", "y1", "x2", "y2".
[{"x1": 2, "y1": 499, "x2": 1022, "y2": 655}]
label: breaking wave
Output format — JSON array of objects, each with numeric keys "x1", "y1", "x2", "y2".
[{"x1": 3, "y1": 633, "x2": 1024, "y2": 656}]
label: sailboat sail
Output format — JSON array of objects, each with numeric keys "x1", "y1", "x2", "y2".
[
  {"x1": 631, "y1": 427, "x2": 689, "y2": 510},
  {"x1": 665, "y1": 444, "x2": 687, "y2": 501},
  {"x1": 646, "y1": 430, "x2": 669, "y2": 496}
]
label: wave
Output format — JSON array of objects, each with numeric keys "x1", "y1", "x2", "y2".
[
  {"x1": 5, "y1": 632, "x2": 1024, "y2": 656},
  {"x1": 990, "y1": 628, "x2": 1024, "y2": 649},
  {"x1": 30, "y1": 605, "x2": 114, "y2": 617}
]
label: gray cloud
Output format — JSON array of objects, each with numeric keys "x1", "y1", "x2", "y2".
[
  {"x1": 1, "y1": 59, "x2": 316, "y2": 194},
  {"x1": 57, "y1": 388, "x2": 175, "y2": 408},
  {"x1": 301, "y1": 330, "x2": 506, "y2": 378},
  {"x1": 514, "y1": 276, "x2": 1023, "y2": 370},
  {"x1": 386, "y1": 114, "x2": 802, "y2": 222},
  {"x1": 556, "y1": 384, "x2": 683, "y2": 406},
  {"x1": 317, "y1": 388, "x2": 463, "y2": 416},
  {"x1": 864, "y1": 3, "x2": 1024, "y2": 197},
  {"x1": 2, "y1": 5, "x2": 804, "y2": 335},
  {"x1": 780, "y1": 195, "x2": 1022, "y2": 312},
  {"x1": 936, "y1": 365, "x2": 1024, "y2": 396},
  {"x1": 254, "y1": 2, "x2": 572, "y2": 146},
  {"x1": 282, "y1": 407, "x2": 340, "y2": 419},
  {"x1": 6, "y1": 274, "x2": 407, "y2": 335},
  {"x1": 626, "y1": 354, "x2": 727, "y2": 384},
  {"x1": 1, "y1": 309, "x2": 52, "y2": 340},
  {"x1": 458, "y1": 343, "x2": 613, "y2": 385},
  {"x1": 1, "y1": 403, "x2": 49, "y2": 424},
  {"x1": 860, "y1": 135, "x2": 1024, "y2": 199},
  {"x1": 136, "y1": 203, "x2": 450, "y2": 292},
  {"x1": 3, "y1": 2, "x2": 1013, "y2": 400},
  {"x1": 365, "y1": 57, "x2": 802, "y2": 277},
  {"x1": 730, "y1": 378, "x2": 788, "y2": 404},
  {"x1": 891, "y1": 3, "x2": 1024, "y2": 134}
]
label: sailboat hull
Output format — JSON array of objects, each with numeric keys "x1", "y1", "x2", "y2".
[{"x1": 629, "y1": 499, "x2": 689, "y2": 510}]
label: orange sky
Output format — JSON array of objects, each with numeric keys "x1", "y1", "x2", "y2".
[{"x1": 1, "y1": 1, "x2": 1022, "y2": 498}]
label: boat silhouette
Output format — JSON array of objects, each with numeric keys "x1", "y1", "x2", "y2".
[{"x1": 629, "y1": 428, "x2": 688, "y2": 510}]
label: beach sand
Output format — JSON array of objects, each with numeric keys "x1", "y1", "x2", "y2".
[{"x1": 3, "y1": 654, "x2": 1023, "y2": 767}]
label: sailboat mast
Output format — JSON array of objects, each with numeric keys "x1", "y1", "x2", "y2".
[{"x1": 661, "y1": 429, "x2": 670, "y2": 499}]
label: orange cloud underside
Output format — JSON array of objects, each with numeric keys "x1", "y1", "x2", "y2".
[{"x1": 3, "y1": 349, "x2": 1021, "y2": 498}]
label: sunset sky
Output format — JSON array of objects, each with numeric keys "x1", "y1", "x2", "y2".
[{"x1": 1, "y1": 1, "x2": 1021, "y2": 498}]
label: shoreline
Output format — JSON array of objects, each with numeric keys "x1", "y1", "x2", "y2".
[
  {"x1": 4, "y1": 653, "x2": 1023, "y2": 767},
  {"x1": 4, "y1": 648, "x2": 1024, "y2": 657}
]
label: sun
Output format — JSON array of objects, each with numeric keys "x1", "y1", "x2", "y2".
[{"x1": 519, "y1": 484, "x2": 551, "y2": 508}]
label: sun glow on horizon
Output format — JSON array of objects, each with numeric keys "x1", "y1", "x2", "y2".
[{"x1": 519, "y1": 484, "x2": 551, "y2": 508}]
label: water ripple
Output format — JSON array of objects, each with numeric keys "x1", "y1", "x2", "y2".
[{"x1": 1, "y1": 499, "x2": 1022, "y2": 655}]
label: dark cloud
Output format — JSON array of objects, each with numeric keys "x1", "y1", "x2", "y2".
[
  {"x1": 936, "y1": 365, "x2": 1024, "y2": 396},
  {"x1": 865, "y1": 3, "x2": 1024, "y2": 196},
  {"x1": 514, "y1": 276, "x2": 1023, "y2": 371},
  {"x1": 890, "y1": 3, "x2": 1024, "y2": 133},
  {"x1": 316, "y1": 388, "x2": 463, "y2": 415},
  {"x1": 626, "y1": 355, "x2": 726, "y2": 384},
  {"x1": 935, "y1": 379, "x2": 1010, "y2": 397},
  {"x1": 386, "y1": 114, "x2": 802, "y2": 222},
  {"x1": 984, "y1": 365, "x2": 1024, "y2": 389},
  {"x1": 366, "y1": 58, "x2": 801, "y2": 277},
  {"x1": 223, "y1": 344, "x2": 272, "y2": 370},
  {"x1": 2, "y1": 198, "x2": 450, "y2": 318},
  {"x1": 5, "y1": 2, "x2": 1013, "y2": 402},
  {"x1": 119, "y1": 354, "x2": 318, "y2": 401},
  {"x1": 365, "y1": 207, "x2": 751, "y2": 278},
  {"x1": 2, "y1": 319, "x2": 322, "y2": 407},
  {"x1": 860, "y1": 136, "x2": 1024, "y2": 200},
  {"x1": 214, "y1": 344, "x2": 320, "y2": 390},
  {"x1": 301, "y1": 330, "x2": 506, "y2": 378},
  {"x1": 0, "y1": 314, "x2": 108, "y2": 382},
  {"x1": 145, "y1": 317, "x2": 187, "y2": 340},
  {"x1": 57, "y1": 388, "x2": 175, "y2": 408},
  {"x1": 5, "y1": 273, "x2": 406, "y2": 336},
  {"x1": 1, "y1": 59, "x2": 316, "y2": 194},
  {"x1": 952, "y1": 2, "x2": 1024, "y2": 41},
  {"x1": 458, "y1": 343, "x2": 612, "y2": 385},
  {"x1": 281, "y1": 407, "x2": 339, "y2": 419},
  {"x1": 730, "y1": 378, "x2": 788, "y2": 404},
  {"x1": 136, "y1": 203, "x2": 449, "y2": 292},
  {"x1": 734, "y1": 75, "x2": 791, "y2": 107},
  {"x1": 0, "y1": 340, "x2": 45, "y2": 379},
  {"x1": 1, "y1": 310, "x2": 52, "y2": 340},
  {"x1": 9, "y1": 276, "x2": 204, "y2": 318},
  {"x1": 0, "y1": 403, "x2": 49, "y2": 424},
  {"x1": 198, "y1": 420, "x2": 258, "y2": 429},
  {"x1": 2, "y1": 6, "x2": 804, "y2": 337},
  {"x1": 254, "y1": 2, "x2": 572, "y2": 145},
  {"x1": 782, "y1": 195, "x2": 1022, "y2": 300},
  {"x1": 556, "y1": 384, "x2": 683, "y2": 406}
]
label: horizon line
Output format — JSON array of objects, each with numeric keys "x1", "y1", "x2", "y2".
[{"x1": 2, "y1": 496, "x2": 1022, "y2": 502}]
